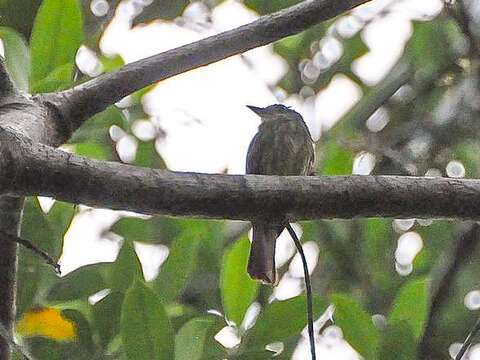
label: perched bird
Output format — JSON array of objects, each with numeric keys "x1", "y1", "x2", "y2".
[{"x1": 246, "y1": 104, "x2": 315, "y2": 285}]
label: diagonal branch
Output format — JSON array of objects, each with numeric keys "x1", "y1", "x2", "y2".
[
  {"x1": 4, "y1": 131, "x2": 480, "y2": 221},
  {"x1": 44, "y1": 0, "x2": 371, "y2": 132},
  {"x1": 419, "y1": 223, "x2": 480, "y2": 359}
]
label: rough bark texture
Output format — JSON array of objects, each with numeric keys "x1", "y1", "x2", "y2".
[
  {"x1": 0, "y1": 196, "x2": 23, "y2": 360},
  {"x1": 2, "y1": 131, "x2": 480, "y2": 221}
]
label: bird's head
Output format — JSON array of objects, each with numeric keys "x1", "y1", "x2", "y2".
[{"x1": 246, "y1": 104, "x2": 303, "y2": 122}]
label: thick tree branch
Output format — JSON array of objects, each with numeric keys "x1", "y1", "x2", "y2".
[
  {"x1": 3, "y1": 131, "x2": 480, "y2": 221},
  {"x1": 0, "y1": 196, "x2": 23, "y2": 360},
  {"x1": 45, "y1": 0, "x2": 371, "y2": 131}
]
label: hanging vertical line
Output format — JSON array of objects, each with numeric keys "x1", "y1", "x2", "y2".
[
  {"x1": 456, "y1": 317, "x2": 480, "y2": 360},
  {"x1": 286, "y1": 223, "x2": 316, "y2": 360}
]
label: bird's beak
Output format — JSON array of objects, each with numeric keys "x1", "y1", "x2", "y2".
[{"x1": 246, "y1": 105, "x2": 267, "y2": 116}]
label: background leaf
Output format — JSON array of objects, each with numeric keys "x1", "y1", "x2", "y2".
[
  {"x1": 121, "y1": 281, "x2": 174, "y2": 360},
  {"x1": 331, "y1": 294, "x2": 379, "y2": 359},
  {"x1": 153, "y1": 220, "x2": 205, "y2": 302},
  {"x1": 246, "y1": 295, "x2": 327, "y2": 348},
  {"x1": 174, "y1": 316, "x2": 223, "y2": 360},
  {"x1": 221, "y1": 237, "x2": 258, "y2": 326},
  {"x1": 0, "y1": 27, "x2": 30, "y2": 91},
  {"x1": 46, "y1": 263, "x2": 107, "y2": 302},
  {"x1": 109, "y1": 241, "x2": 144, "y2": 293},
  {"x1": 388, "y1": 277, "x2": 429, "y2": 340},
  {"x1": 30, "y1": 0, "x2": 82, "y2": 89}
]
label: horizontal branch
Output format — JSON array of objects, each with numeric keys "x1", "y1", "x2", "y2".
[
  {"x1": 4, "y1": 132, "x2": 480, "y2": 221},
  {"x1": 46, "y1": 0, "x2": 370, "y2": 130}
]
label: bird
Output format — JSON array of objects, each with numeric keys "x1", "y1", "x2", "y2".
[{"x1": 246, "y1": 104, "x2": 315, "y2": 285}]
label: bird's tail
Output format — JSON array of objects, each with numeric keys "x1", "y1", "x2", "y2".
[{"x1": 247, "y1": 224, "x2": 281, "y2": 286}]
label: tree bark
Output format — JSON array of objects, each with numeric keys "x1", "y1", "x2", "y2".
[
  {"x1": 1, "y1": 131, "x2": 480, "y2": 221},
  {"x1": 0, "y1": 196, "x2": 23, "y2": 360}
]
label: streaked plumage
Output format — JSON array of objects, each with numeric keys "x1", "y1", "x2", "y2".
[{"x1": 246, "y1": 104, "x2": 315, "y2": 285}]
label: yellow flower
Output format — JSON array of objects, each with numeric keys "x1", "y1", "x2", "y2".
[{"x1": 16, "y1": 307, "x2": 76, "y2": 341}]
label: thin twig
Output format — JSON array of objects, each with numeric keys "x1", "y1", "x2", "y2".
[
  {"x1": 456, "y1": 317, "x2": 480, "y2": 360},
  {"x1": 419, "y1": 223, "x2": 480, "y2": 358},
  {"x1": 0, "y1": 231, "x2": 61, "y2": 274},
  {"x1": 286, "y1": 223, "x2": 316, "y2": 360}
]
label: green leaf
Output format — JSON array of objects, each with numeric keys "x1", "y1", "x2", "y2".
[
  {"x1": 135, "y1": 141, "x2": 166, "y2": 169},
  {"x1": 406, "y1": 19, "x2": 461, "y2": 75},
  {"x1": 320, "y1": 142, "x2": 354, "y2": 175},
  {"x1": 21, "y1": 199, "x2": 74, "y2": 259},
  {"x1": 46, "y1": 201, "x2": 75, "y2": 256},
  {"x1": 74, "y1": 142, "x2": 111, "y2": 160},
  {"x1": 246, "y1": 295, "x2": 328, "y2": 347},
  {"x1": 30, "y1": 63, "x2": 74, "y2": 93},
  {"x1": 62, "y1": 309, "x2": 95, "y2": 354},
  {"x1": 110, "y1": 242, "x2": 144, "y2": 292},
  {"x1": 388, "y1": 277, "x2": 429, "y2": 340},
  {"x1": 21, "y1": 198, "x2": 55, "y2": 255},
  {"x1": 112, "y1": 217, "x2": 158, "y2": 242},
  {"x1": 221, "y1": 237, "x2": 258, "y2": 326},
  {"x1": 121, "y1": 280, "x2": 174, "y2": 360},
  {"x1": 30, "y1": 0, "x2": 82, "y2": 88},
  {"x1": 70, "y1": 105, "x2": 127, "y2": 144},
  {"x1": 92, "y1": 291, "x2": 123, "y2": 348},
  {"x1": 0, "y1": 27, "x2": 30, "y2": 91},
  {"x1": 244, "y1": 0, "x2": 301, "y2": 14},
  {"x1": 153, "y1": 221, "x2": 205, "y2": 302},
  {"x1": 378, "y1": 321, "x2": 417, "y2": 360},
  {"x1": 174, "y1": 316, "x2": 223, "y2": 360},
  {"x1": 331, "y1": 294, "x2": 379, "y2": 359},
  {"x1": 46, "y1": 263, "x2": 107, "y2": 302}
]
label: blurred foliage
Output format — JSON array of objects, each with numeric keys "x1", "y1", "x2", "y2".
[{"x1": 2, "y1": 0, "x2": 480, "y2": 359}]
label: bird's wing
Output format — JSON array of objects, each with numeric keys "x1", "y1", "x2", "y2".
[{"x1": 246, "y1": 132, "x2": 264, "y2": 174}]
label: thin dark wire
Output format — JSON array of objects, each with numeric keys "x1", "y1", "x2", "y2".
[
  {"x1": 286, "y1": 223, "x2": 316, "y2": 360},
  {"x1": 456, "y1": 317, "x2": 480, "y2": 360},
  {"x1": 0, "y1": 231, "x2": 61, "y2": 274}
]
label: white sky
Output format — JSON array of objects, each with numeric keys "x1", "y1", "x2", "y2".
[{"x1": 57, "y1": 0, "x2": 447, "y2": 358}]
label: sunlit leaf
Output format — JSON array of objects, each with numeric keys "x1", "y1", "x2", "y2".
[
  {"x1": 16, "y1": 307, "x2": 76, "y2": 341},
  {"x1": 0, "y1": 27, "x2": 30, "y2": 91},
  {"x1": 221, "y1": 237, "x2": 258, "y2": 326},
  {"x1": 30, "y1": 63, "x2": 74, "y2": 93},
  {"x1": 331, "y1": 294, "x2": 379, "y2": 359},
  {"x1": 121, "y1": 280, "x2": 174, "y2": 360},
  {"x1": 320, "y1": 142, "x2": 354, "y2": 175},
  {"x1": 388, "y1": 277, "x2": 429, "y2": 340},
  {"x1": 30, "y1": 0, "x2": 82, "y2": 89},
  {"x1": 74, "y1": 142, "x2": 111, "y2": 160}
]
